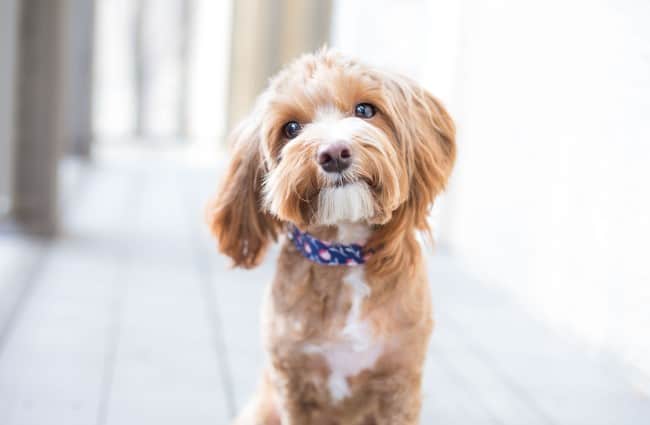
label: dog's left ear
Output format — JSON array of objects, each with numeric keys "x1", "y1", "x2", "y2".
[
  {"x1": 207, "y1": 115, "x2": 280, "y2": 268},
  {"x1": 382, "y1": 74, "x2": 456, "y2": 230}
]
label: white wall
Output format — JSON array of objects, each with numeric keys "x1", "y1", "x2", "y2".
[{"x1": 445, "y1": 0, "x2": 650, "y2": 378}]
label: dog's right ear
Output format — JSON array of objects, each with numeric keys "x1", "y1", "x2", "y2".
[{"x1": 207, "y1": 115, "x2": 280, "y2": 268}]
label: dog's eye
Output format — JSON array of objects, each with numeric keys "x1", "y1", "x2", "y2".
[
  {"x1": 283, "y1": 121, "x2": 302, "y2": 139},
  {"x1": 354, "y1": 103, "x2": 376, "y2": 119}
]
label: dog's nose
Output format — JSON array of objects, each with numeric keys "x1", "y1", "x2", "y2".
[{"x1": 317, "y1": 142, "x2": 352, "y2": 173}]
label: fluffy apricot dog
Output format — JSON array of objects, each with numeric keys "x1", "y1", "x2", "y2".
[{"x1": 209, "y1": 48, "x2": 456, "y2": 424}]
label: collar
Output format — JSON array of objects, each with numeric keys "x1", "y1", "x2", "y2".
[{"x1": 287, "y1": 225, "x2": 369, "y2": 266}]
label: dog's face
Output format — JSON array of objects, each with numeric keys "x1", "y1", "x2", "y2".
[
  {"x1": 209, "y1": 49, "x2": 455, "y2": 273},
  {"x1": 260, "y1": 65, "x2": 407, "y2": 227}
]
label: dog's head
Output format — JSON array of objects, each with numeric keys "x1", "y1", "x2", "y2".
[{"x1": 209, "y1": 49, "x2": 455, "y2": 275}]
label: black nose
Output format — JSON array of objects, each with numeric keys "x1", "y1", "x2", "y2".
[{"x1": 317, "y1": 142, "x2": 352, "y2": 173}]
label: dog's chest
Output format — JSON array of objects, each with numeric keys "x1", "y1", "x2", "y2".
[
  {"x1": 270, "y1": 225, "x2": 385, "y2": 403},
  {"x1": 301, "y1": 268, "x2": 383, "y2": 402}
]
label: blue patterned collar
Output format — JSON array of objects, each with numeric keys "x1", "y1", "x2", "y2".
[{"x1": 287, "y1": 225, "x2": 369, "y2": 266}]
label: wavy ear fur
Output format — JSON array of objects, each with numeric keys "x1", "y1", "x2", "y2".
[
  {"x1": 207, "y1": 117, "x2": 280, "y2": 268},
  {"x1": 367, "y1": 74, "x2": 456, "y2": 278}
]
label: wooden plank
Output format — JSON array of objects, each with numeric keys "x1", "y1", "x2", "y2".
[
  {"x1": 422, "y1": 345, "x2": 499, "y2": 425},
  {"x1": 103, "y1": 264, "x2": 230, "y2": 425},
  {"x1": 208, "y1": 253, "x2": 275, "y2": 412},
  {"x1": 180, "y1": 164, "x2": 256, "y2": 415},
  {"x1": 182, "y1": 164, "x2": 276, "y2": 413},
  {"x1": 430, "y1": 318, "x2": 553, "y2": 425},
  {"x1": 0, "y1": 165, "x2": 134, "y2": 425},
  {"x1": 0, "y1": 158, "x2": 230, "y2": 425},
  {"x1": 0, "y1": 235, "x2": 47, "y2": 352},
  {"x1": 102, "y1": 161, "x2": 229, "y2": 425}
]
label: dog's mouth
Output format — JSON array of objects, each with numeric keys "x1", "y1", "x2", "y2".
[
  {"x1": 332, "y1": 178, "x2": 352, "y2": 188},
  {"x1": 323, "y1": 173, "x2": 367, "y2": 189}
]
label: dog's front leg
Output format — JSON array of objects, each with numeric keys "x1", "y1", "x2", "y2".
[
  {"x1": 276, "y1": 399, "x2": 313, "y2": 425},
  {"x1": 373, "y1": 371, "x2": 424, "y2": 425},
  {"x1": 270, "y1": 370, "x2": 317, "y2": 425}
]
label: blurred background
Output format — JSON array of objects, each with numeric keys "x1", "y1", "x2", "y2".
[{"x1": 1, "y1": 0, "x2": 649, "y2": 424}]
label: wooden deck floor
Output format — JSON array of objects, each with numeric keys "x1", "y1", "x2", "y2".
[{"x1": 1, "y1": 152, "x2": 648, "y2": 424}]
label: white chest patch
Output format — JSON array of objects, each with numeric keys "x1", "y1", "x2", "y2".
[{"x1": 303, "y1": 268, "x2": 382, "y2": 403}]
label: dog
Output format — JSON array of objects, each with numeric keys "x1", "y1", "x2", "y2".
[{"x1": 208, "y1": 48, "x2": 456, "y2": 425}]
